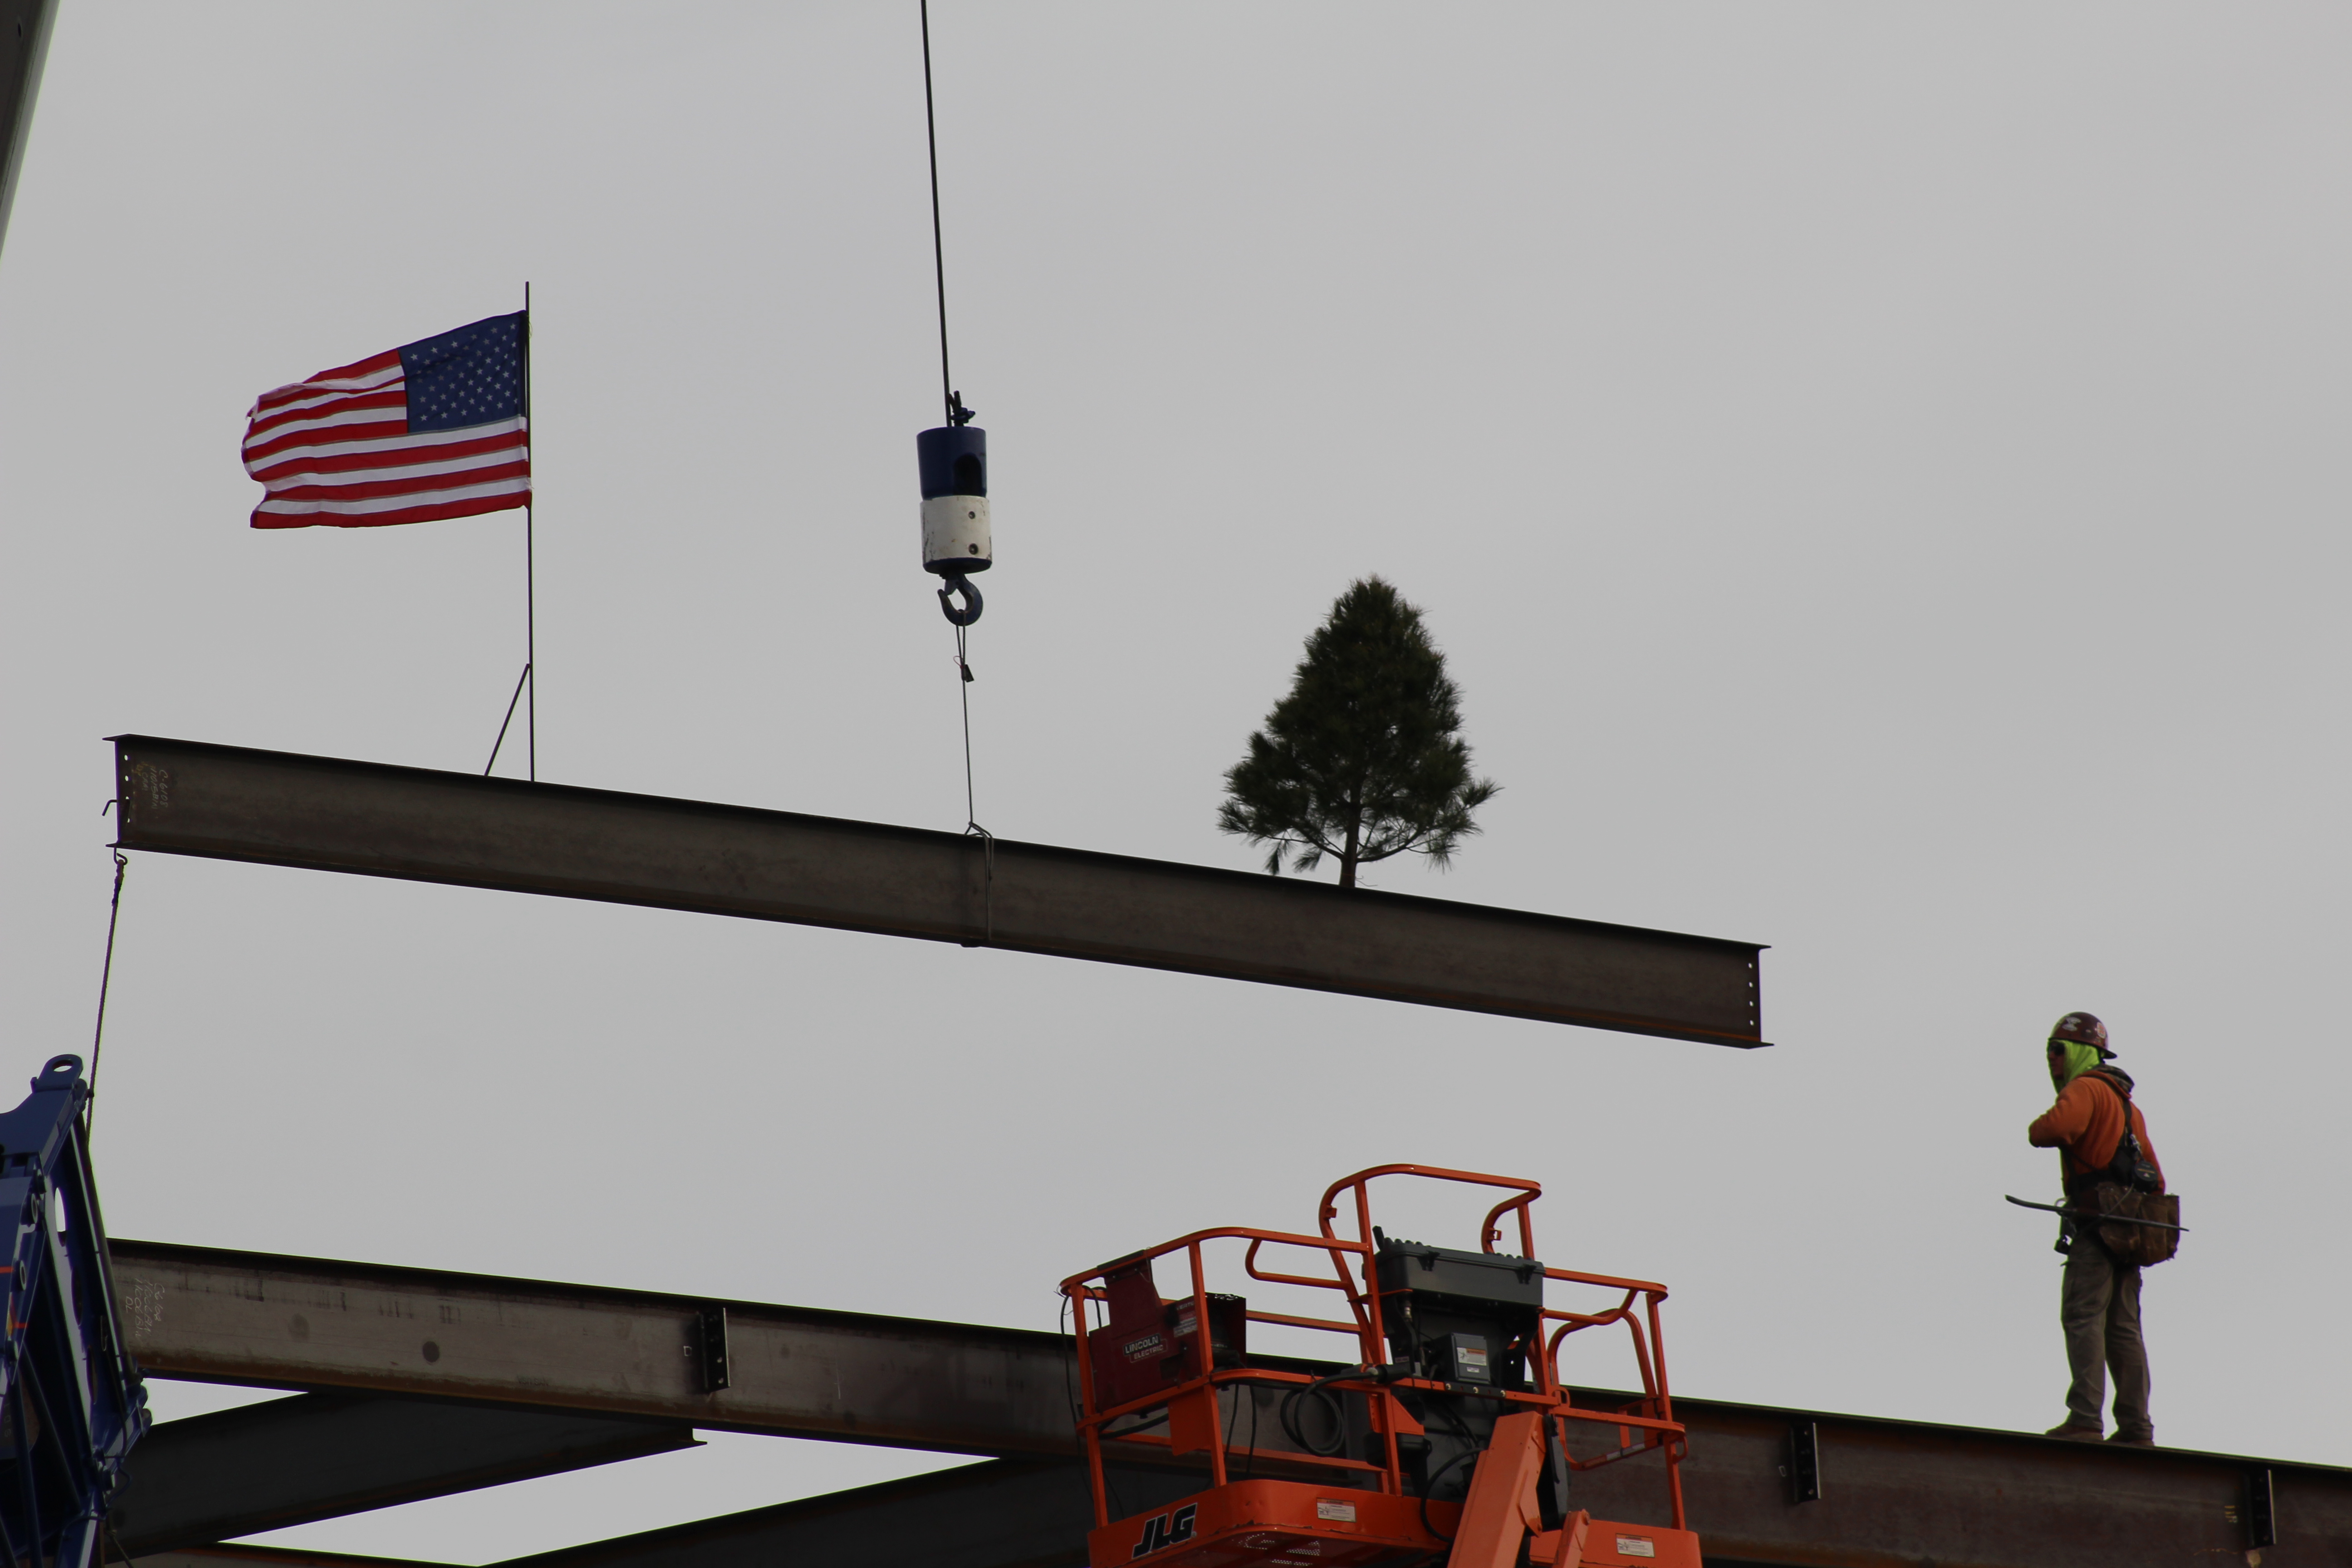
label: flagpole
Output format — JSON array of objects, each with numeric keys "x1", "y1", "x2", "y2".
[{"x1": 524, "y1": 281, "x2": 534, "y2": 782}]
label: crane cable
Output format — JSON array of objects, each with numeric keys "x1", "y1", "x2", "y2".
[
  {"x1": 923, "y1": 1, "x2": 994, "y2": 934},
  {"x1": 921, "y1": 0, "x2": 959, "y2": 432},
  {"x1": 86, "y1": 846, "x2": 128, "y2": 1143}
]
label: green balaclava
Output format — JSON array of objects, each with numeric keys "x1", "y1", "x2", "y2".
[{"x1": 2053, "y1": 1039, "x2": 2103, "y2": 1086}]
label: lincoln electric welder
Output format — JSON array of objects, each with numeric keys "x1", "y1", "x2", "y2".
[{"x1": 1060, "y1": 1165, "x2": 1700, "y2": 1568}]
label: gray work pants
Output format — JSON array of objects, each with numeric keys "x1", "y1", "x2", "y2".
[{"x1": 2062, "y1": 1232, "x2": 2151, "y2": 1438}]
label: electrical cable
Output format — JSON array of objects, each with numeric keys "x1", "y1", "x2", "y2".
[
  {"x1": 1216, "y1": 1373, "x2": 1264, "y2": 1478},
  {"x1": 1416, "y1": 1396, "x2": 1486, "y2": 1543},
  {"x1": 1279, "y1": 1369, "x2": 1357, "y2": 1458},
  {"x1": 1417, "y1": 1447, "x2": 1476, "y2": 1543}
]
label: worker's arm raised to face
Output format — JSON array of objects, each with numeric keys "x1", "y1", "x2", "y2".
[{"x1": 2028, "y1": 1076, "x2": 2098, "y2": 1150}]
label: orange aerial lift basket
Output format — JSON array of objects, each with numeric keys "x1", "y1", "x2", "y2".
[{"x1": 1060, "y1": 1166, "x2": 1700, "y2": 1568}]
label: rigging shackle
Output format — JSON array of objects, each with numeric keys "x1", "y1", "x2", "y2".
[{"x1": 937, "y1": 572, "x2": 983, "y2": 627}]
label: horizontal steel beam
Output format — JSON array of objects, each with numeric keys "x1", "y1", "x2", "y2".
[
  {"x1": 110, "y1": 1241, "x2": 2350, "y2": 1568},
  {"x1": 479, "y1": 1444, "x2": 2345, "y2": 1568},
  {"x1": 108, "y1": 736, "x2": 1765, "y2": 1046},
  {"x1": 147, "y1": 1446, "x2": 2345, "y2": 1568},
  {"x1": 111, "y1": 1240, "x2": 1078, "y2": 1457},
  {"x1": 111, "y1": 1394, "x2": 696, "y2": 1554},
  {"x1": 112, "y1": 1464, "x2": 1176, "y2": 1568},
  {"x1": 470, "y1": 1436, "x2": 2349, "y2": 1568},
  {"x1": 1559, "y1": 1405, "x2": 2341, "y2": 1568},
  {"x1": 495, "y1": 1460, "x2": 1191, "y2": 1568}
]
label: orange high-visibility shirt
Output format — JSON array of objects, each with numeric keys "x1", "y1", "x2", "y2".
[{"x1": 2028, "y1": 1073, "x2": 2164, "y2": 1191}]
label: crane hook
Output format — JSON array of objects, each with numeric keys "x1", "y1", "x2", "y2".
[{"x1": 937, "y1": 572, "x2": 983, "y2": 627}]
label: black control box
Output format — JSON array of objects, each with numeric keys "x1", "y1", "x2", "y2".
[
  {"x1": 1372, "y1": 1233, "x2": 1567, "y2": 1520},
  {"x1": 1372, "y1": 1230, "x2": 1543, "y2": 1389}
]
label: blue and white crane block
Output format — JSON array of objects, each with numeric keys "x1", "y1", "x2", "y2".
[{"x1": 0, "y1": 1055, "x2": 146, "y2": 1568}]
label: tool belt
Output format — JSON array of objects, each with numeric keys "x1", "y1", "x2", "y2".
[{"x1": 2076, "y1": 1182, "x2": 2180, "y2": 1267}]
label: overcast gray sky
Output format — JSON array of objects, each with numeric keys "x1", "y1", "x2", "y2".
[{"x1": 4, "y1": 3, "x2": 2348, "y2": 1560}]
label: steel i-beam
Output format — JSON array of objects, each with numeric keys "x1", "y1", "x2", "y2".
[
  {"x1": 111, "y1": 1240, "x2": 1077, "y2": 1455},
  {"x1": 108, "y1": 736, "x2": 1766, "y2": 1047},
  {"x1": 111, "y1": 1394, "x2": 696, "y2": 1555},
  {"x1": 110, "y1": 1241, "x2": 2352, "y2": 1568}
]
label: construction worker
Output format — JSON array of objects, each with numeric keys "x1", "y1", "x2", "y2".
[{"x1": 2028, "y1": 1012, "x2": 2163, "y2": 1446}]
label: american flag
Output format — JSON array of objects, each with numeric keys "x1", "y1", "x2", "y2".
[{"x1": 242, "y1": 312, "x2": 529, "y2": 529}]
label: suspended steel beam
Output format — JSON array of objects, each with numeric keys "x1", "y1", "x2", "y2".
[
  {"x1": 107, "y1": 736, "x2": 1766, "y2": 1047},
  {"x1": 110, "y1": 1394, "x2": 696, "y2": 1555},
  {"x1": 0, "y1": 0, "x2": 57, "y2": 262},
  {"x1": 110, "y1": 1241, "x2": 2351, "y2": 1568}
]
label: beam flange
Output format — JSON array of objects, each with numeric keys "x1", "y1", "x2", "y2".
[
  {"x1": 108, "y1": 735, "x2": 1765, "y2": 1046},
  {"x1": 110, "y1": 1394, "x2": 696, "y2": 1554}
]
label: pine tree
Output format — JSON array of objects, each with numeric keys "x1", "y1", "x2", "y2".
[{"x1": 1219, "y1": 577, "x2": 1499, "y2": 889}]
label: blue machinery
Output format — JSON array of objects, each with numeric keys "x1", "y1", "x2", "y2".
[{"x1": 0, "y1": 1055, "x2": 147, "y2": 1568}]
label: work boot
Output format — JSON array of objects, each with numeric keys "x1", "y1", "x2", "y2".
[
  {"x1": 2107, "y1": 1429, "x2": 2155, "y2": 1447},
  {"x1": 2043, "y1": 1420, "x2": 2104, "y2": 1441}
]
